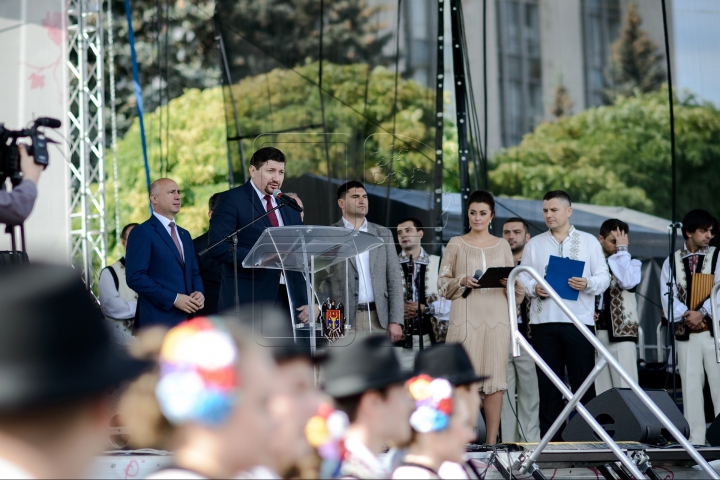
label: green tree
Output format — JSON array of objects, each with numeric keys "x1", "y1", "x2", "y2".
[
  {"x1": 109, "y1": 0, "x2": 390, "y2": 137},
  {"x1": 109, "y1": 62, "x2": 445, "y2": 259},
  {"x1": 489, "y1": 87, "x2": 720, "y2": 221},
  {"x1": 604, "y1": 2, "x2": 665, "y2": 102}
]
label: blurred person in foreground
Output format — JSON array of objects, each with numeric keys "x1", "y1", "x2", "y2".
[
  {"x1": 126, "y1": 178, "x2": 204, "y2": 328},
  {"x1": 594, "y1": 219, "x2": 641, "y2": 394},
  {"x1": 500, "y1": 217, "x2": 540, "y2": 443},
  {"x1": 438, "y1": 190, "x2": 524, "y2": 444},
  {"x1": 384, "y1": 344, "x2": 488, "y2": 478},
  {"x1": 0, "y1": 265, "x2": 148, "y2": 479},
  {"x1": 661, "y1": 209, "x2": 720, "y2": 445},
  {"x1": 0, "y1": 145, "x2": 44, "y2": 226},
  {"x1": 391, "y1": 375, "x2": 475, "y2": 479},
  {"x1": 323, "y1": 334, "x2": 415, "y2": 479},
  {"x1": 120, "y1": 317, "x2": 279, "y2": 479},
  {"x1": 193, "y1": 193, "x2": 222, "y2": 316},
  {"x1": 99, "y1": 222, "x2": 139, "y2": 344}
]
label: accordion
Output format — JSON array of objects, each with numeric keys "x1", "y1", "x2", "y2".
[{"x1": 689, "y1": 273, "x2": 715, "y2": 310}]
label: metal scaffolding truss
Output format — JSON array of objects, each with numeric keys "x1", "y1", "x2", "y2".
[{"x1": 67, "y1": 0, "x2": 107, "y2": 293}]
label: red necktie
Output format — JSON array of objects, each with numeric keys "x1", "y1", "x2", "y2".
[
  {"x1": 169, "y1": 222, "x2": 184, "y2": 262},
  {"x1": 264, "y1": 195, "x2": 279, "y2": 227}
]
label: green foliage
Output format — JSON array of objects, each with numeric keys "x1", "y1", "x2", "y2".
[
  {"x1": 604, "y1": 2, "x2": 665, "y2": 103},
  {"x1": 489, "y1": 87, "x2": 720, "y2": 220},
  {"x1": 110, "y1": 62, "x2": 448, "y2": 259}
]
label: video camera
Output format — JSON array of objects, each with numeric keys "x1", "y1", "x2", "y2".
[{"x1": 0, "y1": 117, "x2": 61, "y2": 186}]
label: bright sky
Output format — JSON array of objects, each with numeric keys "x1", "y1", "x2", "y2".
[{"x1": 674, "y1": 0, "x2": 720, "y2": 106}]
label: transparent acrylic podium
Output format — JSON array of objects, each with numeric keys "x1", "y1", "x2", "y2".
[{"x1": 242, "y1": 225, "x2": 384, "y2": 354}]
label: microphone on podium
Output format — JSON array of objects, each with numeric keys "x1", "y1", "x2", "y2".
[
  {"x1": 461, "y1": 269, "x2": 484, "y2": 298},
  {"x1": 272, "y1": 189, "x2": 303, "y2": 212}
]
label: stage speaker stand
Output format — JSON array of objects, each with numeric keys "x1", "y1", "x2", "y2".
[{"x1": 562, "y1": 388, "x2": 689, "y2": 445}]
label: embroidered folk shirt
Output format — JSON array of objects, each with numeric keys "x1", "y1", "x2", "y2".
[
  {"x1": 519, "y1": 226, "x2": 610, "y2": 326},
  {"x1": 661, "y1": 243, "x2": 720, "y2": 323}
]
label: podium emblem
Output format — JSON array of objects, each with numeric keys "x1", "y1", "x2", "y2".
[{"x1": 321, "y1": 298, "x2": 345, "y2": 342}]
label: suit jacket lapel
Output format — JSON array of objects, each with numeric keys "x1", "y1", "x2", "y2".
[
  {"x1": 334, "y1": 219, "x2": 358, "y2": 273},
  {"x1": 151, "y1": 215, "x2": 184, "y2": 266},
  {"x1": 367, "y1": 222, "x2": 380, "y2": 271},
  {"x1": 245, "y1": 181, "x2": 273, "y2": 229}
]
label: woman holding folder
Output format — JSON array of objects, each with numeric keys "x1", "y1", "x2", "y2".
[{"x1": 438, "y1": 190, "x2": 524, "y2": 444}]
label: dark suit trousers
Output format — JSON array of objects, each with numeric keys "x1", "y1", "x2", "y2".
[{"x1": 531, "y1": 323, "x2": 596, "y2": 440}]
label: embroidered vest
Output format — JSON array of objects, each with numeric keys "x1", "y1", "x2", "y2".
[
  {"x1": 673, "y1": 246, "x2": 718, "y2": 341},
  {"x1": 399, "y1": 251, "x2": 443, "y2": 343},
  {"x1": 104, "y1": 259, "x2": 138, "y2": 320},
  {"x1": 596, "y1": 260, "x2": 639, "y2": 342}
]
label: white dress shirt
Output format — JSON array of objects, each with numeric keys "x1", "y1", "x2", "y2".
[
  {"x1": 98, "y1": 265, "x2": 137, "y2": 320},
  {"x1": 519, "y1": 226, "x2": 610, "y2": 326},
  {"x1": 153, "y1": 211, "x2": 184, "y2": 261},
  {"x1": 661, "y1": 244, "x2": 720, "y2": 322},
  {"x1": 343, "y1": 216, "x2": 374, "y2": 304}
]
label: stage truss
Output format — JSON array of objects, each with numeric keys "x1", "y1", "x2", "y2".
[{"x1": 67, "y1": 0, "x2": 107, "y2": 294}]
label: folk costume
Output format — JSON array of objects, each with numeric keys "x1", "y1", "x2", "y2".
[
  {"x1": 661, "y1": 244, "x2": 720, "y2": 445},
  {"x1": 519, "y1": 226, "x2": 610, "y2": 439},
  {"x1": 594, "y1": 248, "x2": 642, "y2": 394},
  {"x1": 398, "y1": 248, "x2": 451, "y2": 348},
  {"x1": 99, "y1": 257, "x2": 138, "y2": 345}
]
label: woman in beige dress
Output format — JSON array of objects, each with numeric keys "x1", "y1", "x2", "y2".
[{"x1": 438, "y1": 190, "x2": 524, "y2": 444}]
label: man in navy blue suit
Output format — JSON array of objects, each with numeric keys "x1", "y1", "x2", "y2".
[
  {"x1": 208, "y1": 147, "x2": 309, "y2": 323},
  {"x1": 126, "y1": 178, "x2": 204, "y2": 328}
]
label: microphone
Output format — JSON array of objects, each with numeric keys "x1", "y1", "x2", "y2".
[
  {"x1": 461, "y1": 269, "x2": 484, "y2": 298},
  {"x1": 272, "y1": 189, "x2": 303, "y2": 212},
  {"x1": 35, "y1": 117, "x2": 62, "y2": 128}
]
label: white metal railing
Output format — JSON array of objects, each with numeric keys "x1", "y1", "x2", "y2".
[
  {"x1": 711, "y1": 282, "x2": 720, "y2": 364},
  {"x1": 507, "y1": 265, "x2": 717, "y2": 479}
]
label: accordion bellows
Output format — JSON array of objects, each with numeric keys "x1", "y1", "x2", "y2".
[{"x1": 690, "y1": 273, "x2": 715, "y2": 310}]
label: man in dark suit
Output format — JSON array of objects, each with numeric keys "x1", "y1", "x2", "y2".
[
  {"x1": 208, "y1": 147, "x2": 308, "y2": 323},
  {"x1": 126, "y1": 178, "x2": 204, "y2": 328},
  {"x1": 193, "y1": 193, "x2": 222, "y2": 315}
]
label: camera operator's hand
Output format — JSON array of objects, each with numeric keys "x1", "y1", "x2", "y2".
[{"x1": 19, "y1": 145, "x2": 43, "y2": 185}]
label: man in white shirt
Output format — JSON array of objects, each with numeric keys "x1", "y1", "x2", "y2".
[
  {"x1": 594, "y1": 219, "x2": 642, "y2": 394},
  {"x1": 501, "y1": 217, "x2": 541, "y2": 443},
  {"x1": 519, "y1": 191, "x2": 610, "y2": 440},
  {"x1": 327, "y1": 181, "x2": 404, "y2": 344},
  {"x1": 99, "y1": 223, "x2": 139, "y2": 344},
  {"x1": 661, "y1": 209, "x2": 720, "y2": 445}
]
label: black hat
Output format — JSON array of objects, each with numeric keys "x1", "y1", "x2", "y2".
[
  {"x1": 222, "y1": 303, "x2": 327, "y2": 364},
  {"x1": 0, "y1": 265, "x2": 149, "y2": 410},
  {"x1": 414, "y1": 344, "x2": 489, "y2": 386},
  {"x1": 322, "y1": 334, "x2": 412, "y2": 398}
]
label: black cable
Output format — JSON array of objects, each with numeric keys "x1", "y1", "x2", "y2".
[
  {"x1": 164, "y1": 0, "x2": 170, "y2": 169},
  {"x1": 385, "y1": 0, "x2": 403, "y2": 227},
  {"x1": 504, "y1": 388, "x2": 529, "y2": 442},
  {"x1": 155, "y1": 0, "x2": 163, "y2": 173},
  {"x1": 660, "y1": 0, "x2": 678, "y2": 404}
]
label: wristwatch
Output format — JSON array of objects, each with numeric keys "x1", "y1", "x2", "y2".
[
  {"x1": 427, "y1": 303, "x2": 435, "y2": 316},
  {"x1": 700, "y1": 306, "x2": 710, "y2": 319}
]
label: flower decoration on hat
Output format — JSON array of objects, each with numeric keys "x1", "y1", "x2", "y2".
[
  {"x1": 155, "y1": 317, "x2": 241, "y2": 426},
  {"x1": 305, "y1": 402, "x2": 349, "y2": 478},
  {"x1": 407, "y1": 374, "x2": 453, "y2": 433}
]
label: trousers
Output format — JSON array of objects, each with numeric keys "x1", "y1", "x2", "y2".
[
  {"x1": 594, "y1": 330, "x2": 638, "y2": 395},
  {"x1": 531, "y1": 322, "x2": 597, "y2": 440},
  {"x1": 677, "y1": 330, "x2": 720, "y2": 445},
  {"x1": 501, "y1": 347, "x2": 541, "y2": 442}
]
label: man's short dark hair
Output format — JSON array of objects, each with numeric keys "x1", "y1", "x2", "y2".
[
  {"x1": 682, "y1": 209, "x2": 714, "y2": 239},
  {"x1": 397, "y1": 217, "x2": 423, "y2": 230},
  {"x1": 599, "y1": 219, "x2": 630, "y2": 238},
  {"x1": 121, "y1": 223, "x2": 139, "y2": 241},
  {"x1": 250, "y1": 147, "x2": 286, "y2": 169},
  {"x1": 543, "y1": 190, "x2": 572, "y2": 206},
  {"x1": 503, "y1": 217, "x2": 530, "y2": 235},
  {"x1": 337, "y1": 180, "x2": 366, "y2": 200},
  {"x1": 466, "y1": 190, "x2": 495, "y2": 215},
  {"x1": 208, "y1": 193, "x2": 221, "y2": 212}
]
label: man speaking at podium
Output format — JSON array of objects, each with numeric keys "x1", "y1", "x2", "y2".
[{"x1": 209, "y1": 147, "x2": 309, "y2": 325}]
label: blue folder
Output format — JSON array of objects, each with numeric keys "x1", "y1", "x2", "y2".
[{"x1": 545, "y1": 255, "x2": 585, "y2": 301}]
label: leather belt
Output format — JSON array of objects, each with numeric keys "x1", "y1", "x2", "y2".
[
  {"x1": 691, "y1": 321, "x2": 710, "y2": 333},
  {"x1": 357, "y1": 302, "x2": 376, "y2": 312}
]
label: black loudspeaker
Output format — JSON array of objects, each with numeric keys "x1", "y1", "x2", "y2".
[
  {"x1": 562, "y1": 388, "x2": 689, "y2": 445},
  {"x1": 706, "y1": 414, "x2": 720, "y2": 446}
]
